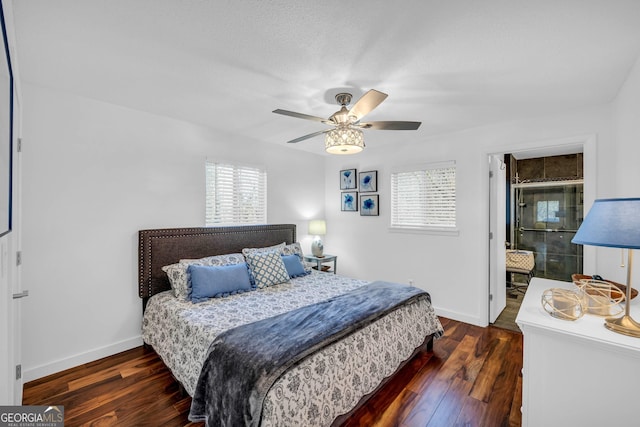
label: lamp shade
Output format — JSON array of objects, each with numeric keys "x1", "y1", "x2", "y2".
[
  {"x1": 325, "y1": 127, "x2": 365, "y2": 155},
  {"x1": 308, "y1": 220, "x2": 326, "y2": 236},
  {"x1": 572, "y1": 198, "x2": 640, "y2": 249}
]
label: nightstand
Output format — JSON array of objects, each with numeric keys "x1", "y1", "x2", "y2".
[{"x1": 303, "y1": 254, "x2": 337, "y2": 274}]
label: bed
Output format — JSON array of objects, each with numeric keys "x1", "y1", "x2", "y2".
[{"x1": 139, "y1": 224, "x2": 443, "y2": 426}]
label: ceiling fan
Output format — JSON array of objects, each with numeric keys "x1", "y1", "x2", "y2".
[{"x1": 273, "y1": 89, "x2": 421, "y2": 154}]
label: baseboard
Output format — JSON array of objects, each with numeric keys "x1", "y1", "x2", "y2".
[
  {"x1": 433, "y1": 306, "x2": 486, "y2": 327},
  {"x1": 23, "y1": 335, "x2": 143, "y2": 383}
]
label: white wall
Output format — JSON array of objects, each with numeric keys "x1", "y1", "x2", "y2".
[
  {"x1": 612, "y1": 57, "x2": 640, "y2": 198},
  {"x1": 599, "y1": 55, "x2": 640, "y2": 280},
  {"x1": 20, "y1": 84, "x2": 325, "y2": 381},
  {"x1": 325, "y1": 105, "x2": 617, "y2": 326}
]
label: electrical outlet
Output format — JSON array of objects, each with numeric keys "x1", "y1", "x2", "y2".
[{"x1": 409, "y1": 279, "x2": 414, "y2": 286}]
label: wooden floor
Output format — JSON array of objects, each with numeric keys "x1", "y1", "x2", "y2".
[
  {"x1": 23, "y1": 317, "x2": 523, "y2": 426},
  {"x1": 492, "y1": 291, "x2": 524, "y2": 333}
]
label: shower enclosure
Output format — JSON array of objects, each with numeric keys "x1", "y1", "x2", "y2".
[{"x1": 511, "y1": 181, "x2": 584, "y2": 281}]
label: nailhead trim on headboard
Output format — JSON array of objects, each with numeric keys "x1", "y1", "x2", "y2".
[{"x1": 138, "y1": 224, "x2": 296, "y2": 309}]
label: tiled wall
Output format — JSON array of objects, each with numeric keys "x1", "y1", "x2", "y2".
[{"x1": 511, "y1": 153, "x2": 583, "y2": 182}]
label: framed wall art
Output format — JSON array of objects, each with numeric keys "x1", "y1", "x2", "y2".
[
  {"x1": 359, "y1": 170, "x2": 377, "y2": 193},
  {"x1": 360, "y1": 194, "x2": 379, "y2": 216},
  {"x1": 339, "y1": 169, "x2": 357, "y2": 190},
  {"x1": 341, "y1": 191, "x2": 358, "y2": 212}
]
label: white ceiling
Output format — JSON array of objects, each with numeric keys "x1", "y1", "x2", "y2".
[{"x1": 10, "y1": 0, "x2": 640, "y2": 155}]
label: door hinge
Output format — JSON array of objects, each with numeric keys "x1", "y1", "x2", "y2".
[
  {"x1": 17, "y1": 138, "x2": 22, "y2": 153},
  {"x1": 16, "y1": 364, "x2": 21, "y2": 380},
  {"x1": 489, "y1": 232, "x2": 494, "y2": 240},
  {"x1": 489, "y1": 170, "x2": 494, "y2": 178},
  {"x1": 489, "y1": 294, "x2": 494, "y2": 302},
  {"x1": 16, "y1": 251, "x2": 22, "y2": 266}
]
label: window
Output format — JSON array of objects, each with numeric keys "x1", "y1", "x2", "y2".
[
  {"x1": 205, "y1": 161, "x2": 267, "y2": 225},
  {"x1": 536, "y1": 200, "x2": 560, "y2": 223},
  {"x1": 390, "y1": 161, "x2": 456, "y2": 232}
]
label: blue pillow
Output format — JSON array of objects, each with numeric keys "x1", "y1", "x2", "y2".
[
  {"x1": 188, "y1": 263, "x2": 252, "y2": 303},
  {"x1": 282, "y1": 254, "x2": 310, "y2": 278}
]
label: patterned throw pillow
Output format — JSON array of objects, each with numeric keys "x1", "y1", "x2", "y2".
[
  {"x1": 241, "y1": 242, "x2": 286, "y2": 257},
  {"x1": 162, "y1": 262, "x2": 191, "y2": 300},
  {"x1": 245, "y1": 250, "x2": 290, "y2": 289},
  {"x1": 162, "y1": 253, "x2": 246, "y2": 301},
  {"x1": 180, "y1": 253, "x2": 245, "y2": 266}
]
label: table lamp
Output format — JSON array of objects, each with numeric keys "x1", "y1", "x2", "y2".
[
  {"x1": 308, "y1": 220, "x2": 326, "y2": 257},
  {"x1": 572, "y1": 198, "x2": 640, "y2": 337}
]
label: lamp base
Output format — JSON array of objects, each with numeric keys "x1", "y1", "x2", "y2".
[
  {"x1": 311, "y1": 238, "x2": 324, "y2": 257},
  {"x1": 604, "y1": 314, "x2": 640, "y2": 338}
]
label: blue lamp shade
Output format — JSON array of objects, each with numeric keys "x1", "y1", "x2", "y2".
[{"x1": 571, "y1": 198, "x2": 640, "y2": 249}]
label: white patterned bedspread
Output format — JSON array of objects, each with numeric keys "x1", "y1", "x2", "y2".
[{"x1": 142, "y1": 271, "x2": 443, "y2": 426}]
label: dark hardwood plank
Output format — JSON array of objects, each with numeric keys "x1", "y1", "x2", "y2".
[
  {"x1": 23, "y1": 318, "x2": 523, "y2": 427},
  {"x1": 469, "y1": 335, "x2": 511, "y2": 402}
]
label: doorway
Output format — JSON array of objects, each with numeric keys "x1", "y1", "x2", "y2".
[{"x1": 489, "y1": 138, "x2": 596, "y2": 330}]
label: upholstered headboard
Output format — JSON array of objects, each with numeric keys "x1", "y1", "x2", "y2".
[{"x1": 138, "y1": 224, "x2": 296, "y2": 308}]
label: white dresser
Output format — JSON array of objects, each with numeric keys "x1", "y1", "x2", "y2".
[{"x1": 516, "y1": 277, "x2": 640, "y2": 427}]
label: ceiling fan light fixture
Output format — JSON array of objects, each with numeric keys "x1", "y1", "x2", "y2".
[
  {"x1": 325, "y1": 127, "x2": 365, "y2": 155},
  {"x1": 273, "y1": 88, "x2": 420, "y2": 149}
]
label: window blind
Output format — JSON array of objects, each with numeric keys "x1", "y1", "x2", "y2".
[
  {"x1": 205, "y1": 161, "x2": 267, "y2": 225},
  {"x1": 391, "y1": 164, "x2": 456, "y2": 229}
]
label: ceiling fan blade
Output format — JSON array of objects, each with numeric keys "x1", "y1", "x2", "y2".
[
  {"x1": 358, "y1": 121, "x2": 422, "y2": 130},
  {"x1": 273, "y1": 109, "x2": 330, "y2": 123},
  {"x1": 348, "y1": 89, "x2": 388, "y2": 121},
  {"x1": 286, "y1": 129, "x2": 331, "y2": 144}
]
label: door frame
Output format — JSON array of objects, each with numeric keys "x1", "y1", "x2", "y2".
[
  {"x1": 486, "y1": 134, "x2": 596, "y2": 324},
  {"x1": 0, "y1": 87, "x2": 20, "y2": 405},
  {"x1": 0, "y1": 0, "x2": 21, "y2": 404}
]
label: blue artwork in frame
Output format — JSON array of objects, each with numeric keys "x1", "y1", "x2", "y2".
[
  {"x1": 341, "y1": 191, "x2": 358, "y2": 212},
  {"x1": 360, "y1": 194, "x2": 379, "y2": 216},
  {"x1": 340, "y1": 168, "x2": 357, "y2": 190},
  {"x1": 359, "y1": 170, "x2": 377, "y2": 193}
]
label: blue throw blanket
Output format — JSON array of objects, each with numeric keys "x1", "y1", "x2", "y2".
[{"x1": 188, "y1": 281, "x2": 432, "y2": 426}]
